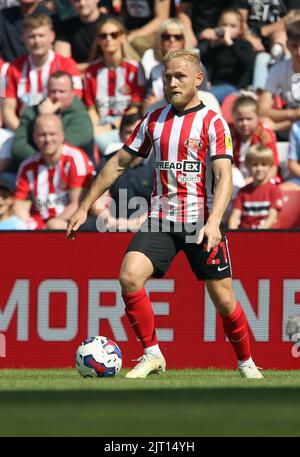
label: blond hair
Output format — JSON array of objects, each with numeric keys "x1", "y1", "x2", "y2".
[
  {"x1": 89, "y1": 17, "x2": 140, "y2": 62},
  {"x1": 245, "y1": 145, "x2": 274, "y2": 167},
  {"x1": 24, "y1": 14, "x2": 53, "y2": 32},
  {"x1": 154, "y1": 18, "x2": 191, "y2": 63},
  {"x1": 164, "y1": 49, "x2": 201, "y2": 69}
]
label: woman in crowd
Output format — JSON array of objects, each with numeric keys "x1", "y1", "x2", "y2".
[
  {"x1": 83, "y1": 16, "x2": 145, "y2": 153},
  {"x1": 143, "y1": 18, "x2": 208, "y2": 112}
]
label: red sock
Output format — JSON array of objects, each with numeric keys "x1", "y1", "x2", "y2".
[
  {"x1": 221, "y1": 302, "x2": 251, "y2": 361},
  {"x1": 122, "y1": 288, "x2": 158, "y2": 348}
]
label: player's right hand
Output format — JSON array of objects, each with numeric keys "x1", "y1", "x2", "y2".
[{"x1": 66, "y1": 208, "x2": 88, "y2": 239}]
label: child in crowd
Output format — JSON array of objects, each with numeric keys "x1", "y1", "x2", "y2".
[
  {"x1": 201, "y1": 9, "x2": 255, "y2": 103},
  {"x1": 231, "y1": 95, "x2": 280, "y2": 181},
  {"x1": 228, "y1": 145, "x2": 283, "y2": 229},
  {"x1": 0, "y1": 180, "x2": 27, "y2": 230}
]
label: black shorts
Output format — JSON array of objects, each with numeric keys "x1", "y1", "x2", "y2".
[{"x1": 126, "y1": 217, "x2": 232, "y2": 281}]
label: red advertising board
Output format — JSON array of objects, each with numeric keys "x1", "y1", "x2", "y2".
[{"x1": 0, "y1": 231, "x2": 299, "y2": 369}]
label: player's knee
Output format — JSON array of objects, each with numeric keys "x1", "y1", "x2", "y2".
[
  {"x1": 210, "y1": 288, "x2": 235, "y2": 315},
  {"x1": 213, "y1": 288, "x2": 236, "y2": 314},
  {"x1": 119, "y1": 268, "x2": 142, "y2": 293},
  {"x1": 217, "y1": 298, "x2": 236, "y2": 316}
]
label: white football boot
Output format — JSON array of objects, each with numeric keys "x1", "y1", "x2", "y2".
[
  {"x1": 239, "y1": 364, "x2": 264, "y2": 379},
  {"x1": 125, "y1": 354, "x2": 166, "y2": 379}
]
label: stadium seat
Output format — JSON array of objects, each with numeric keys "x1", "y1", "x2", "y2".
[
  {"x1": 273, "y1": 190, "x2": 300, "y2": 228},
  {"x1": 220, "y1": 93, "x2": 239, "y2": 125}
]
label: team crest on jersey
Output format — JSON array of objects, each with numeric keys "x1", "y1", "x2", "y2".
[
  {"x1": 184, "y1": 138, "x2": 202, "y2": 151},
  {"x1": 119, "y1": 83, "x2": 131, "y2": 95}
]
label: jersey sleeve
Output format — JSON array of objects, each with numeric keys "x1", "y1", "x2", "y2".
[
  {"x1": 208, "y1": 114, "x2": 234, "y2": 162},
  {"x1": 15, "y1": 165, "x2": 31, "y2": 200},
  {"x1": 63, "y1": 57, "x2": 83, "y2": 98},
  {"x1": 5, "y1": 63, "x2": 18, "y2": 99},
  {"x1": 83, "y1": 68, "x2": 96, "y2": 107},
  {"x1": 123, "y1": 114, "x2": 152, "y2": 158},
  {"x1": 67, "y1": 150, "x2": 95, "y2": 189}
]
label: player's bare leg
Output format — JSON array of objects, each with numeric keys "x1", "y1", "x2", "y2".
[
  {"x1": 119, "y1": 251, "x2": 166, "y2": 378},
  {"x1": 205, "y1": 278, "x2": 263, "y2": 379}
]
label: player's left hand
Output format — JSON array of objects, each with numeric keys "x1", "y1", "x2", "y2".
[
  {"x1": 196, "y1": 221, "x2": 221, "y2": 251},
  {"x1": 66, "y1": 207, "x2": 88, "y2": 239}
]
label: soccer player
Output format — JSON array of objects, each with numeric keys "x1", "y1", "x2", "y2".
[{"x1": 67, "y1": 49, "x2": 263, "y2": 380}]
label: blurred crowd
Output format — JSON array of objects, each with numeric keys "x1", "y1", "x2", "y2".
[{"x1": 0, "y1": 0, "x2": 300, "y2": 231}]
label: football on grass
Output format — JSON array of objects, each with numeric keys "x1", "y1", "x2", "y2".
[{"x1": 76, "y1": 336, "x2": 122, "y2": 377}]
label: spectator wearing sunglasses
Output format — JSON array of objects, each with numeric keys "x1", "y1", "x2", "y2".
[
  {"x1": 143, "y1": 18, "x2": 208, "y2": 113},
  {"x1": 83, "y1": 17, "x2": 146, "y2": 154}
]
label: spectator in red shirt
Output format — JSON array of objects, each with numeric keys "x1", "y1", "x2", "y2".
[
  {"x1": 3, "y1": 14, "x2": 82, "y2": 132},
  {"x1": 228, "y1": 145, "x2": 283, "y2": 229},
  {"x1": 83, "y1": 16, "x2": 145, "y2": 153},
  {"x1": 14, "y1": 113, "x2": 95, "y2": 230},
  {"x1": 231, "y1": 95, "x2": 280, "y2": 181}
]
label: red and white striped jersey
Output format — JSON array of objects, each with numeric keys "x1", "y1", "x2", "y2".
[
  {"x1": 15, "y1": 143, "x2": 95, "y2": 221},
  {"x1": 124, "y1": 103, "x2": 233, "y2": 223},
  {"x1": 233, "y1": 181, "x2": 283, "y2": 229},
  {"x1": 5, "y1": 50, "x2": 82, "y2": 114},
  {"x1": 83, "y1": 58, "x2": 145, "y2": 119}
]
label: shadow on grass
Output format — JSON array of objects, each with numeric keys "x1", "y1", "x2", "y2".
[{"x1": 0, "y1": 388, "x2": 300, "y2": 436}]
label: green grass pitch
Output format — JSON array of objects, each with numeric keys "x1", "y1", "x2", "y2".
[{"x1": 0, "y1": 368, "x2": 300, "y2": 437}]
